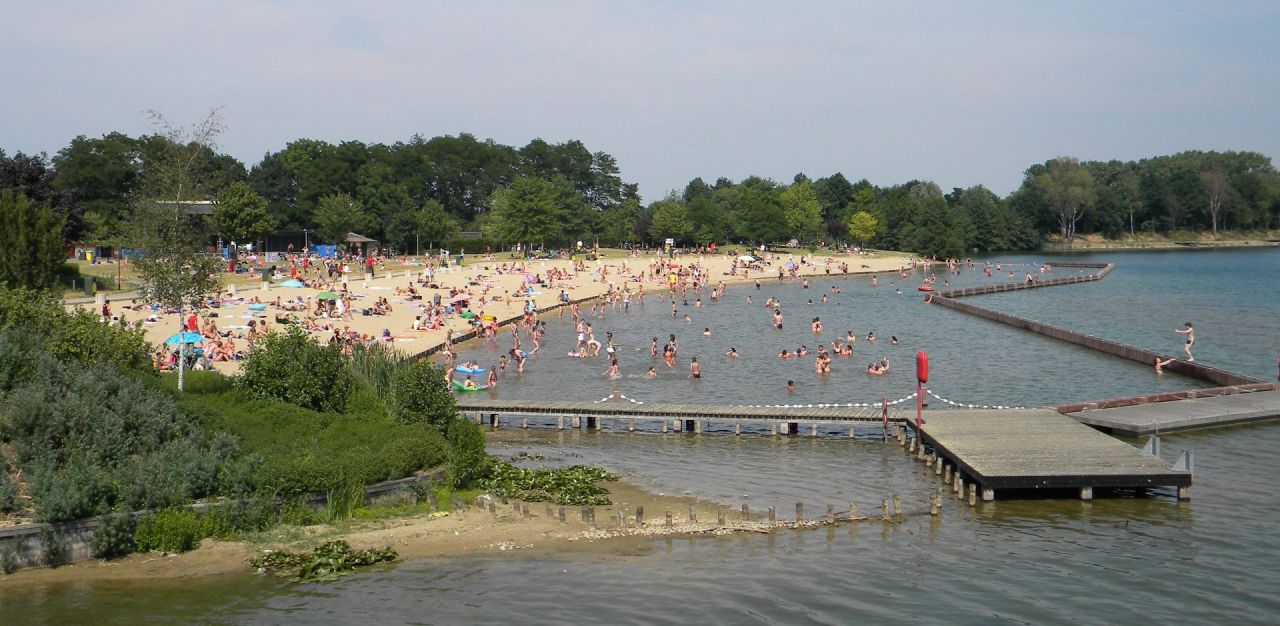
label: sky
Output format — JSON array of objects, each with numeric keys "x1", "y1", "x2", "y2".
[{"x1": 3, "y1": 1, "x2": 1278, "y2": 201}]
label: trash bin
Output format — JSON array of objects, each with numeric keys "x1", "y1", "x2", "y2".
[
  {"x1": 259, "y1": 268, "x2": 269, "y2": 282},
  {"x1": 84, "y1": 276, "x2": 96, "y2": 296}
]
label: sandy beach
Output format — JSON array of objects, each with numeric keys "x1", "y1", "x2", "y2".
[{"x1": 73, "y1": 249, "x2": 916, "y2": 375}]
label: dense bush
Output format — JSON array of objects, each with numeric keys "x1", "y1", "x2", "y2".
[
  {"x1": 0, "y1": 457, "x2": 17, "y2": 514},
  {"x1": 39, "y1": 528, "x2": 70, "y2": 567},
  {"x1": 447, "y1": 419, "x2": 489, "y2": 488},
  {"x1": 134, "y1": 508, "x2": 202, "y2": 553},
  {"x1": 90, "y1": 513, "x2": 137, "y2": 559},
  {"x1": 0, "y1": 287, "x2": 150, "y2": 373},
  {"x1": 239, "y1": 326, "x2": 354, "y2": 412},
  {"x1": 0, "y1": 350, "x2": 251, "y2": 522},
  {"x1": 388, "y1": 358, "x2": 457, "y2": 433},
  {"x1": 175, "y1": 387, "x2": 448, "y2": 495}
]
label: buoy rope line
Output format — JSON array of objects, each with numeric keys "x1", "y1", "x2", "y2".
[
  {"x1": 924, "y1": 388, "x2": 1025, "y2": 410},
  {"x1": 593, "y1": 392, "x2": 919, "y2": 408}
]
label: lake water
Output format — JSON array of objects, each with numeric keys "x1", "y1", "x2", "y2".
[{"x1": 5, "y1": 248, "x2": 1279, "y2": 625}]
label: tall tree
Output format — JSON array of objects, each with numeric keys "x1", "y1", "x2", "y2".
[
  {"x1": 1199, "y1": 166, "x2": 1229, "y2": 238},
  {"x1": 126, "y1": 110, "x2": 227, "y2": 392},
  {"x1": 846, "y1": 210, "x2": 877, "y2": 247},
  {"x1": 51, "y1": 132, "x2": 141, "y2": 241},
  {"x1": 0, "y1": 191, "x2": 65, "y2": 290},
  {"x1": 1030, "y1": 157, "x2": 1095, "y2": 244},
  {"x1": 487, "y1": 177, "x2": 561, "y2": 247},
  {"x1": 313, "y1": 193, "x2": 375, "y2": 244},
  {"x1": 780, "y1": 181, "x2": 823, "y2": 243},
  {"x1": 212, "y1": 181, "x2": 274, "y2": 245},
  {"x1": 648, "y1": 197, "x2": 693, "y2": 244}
]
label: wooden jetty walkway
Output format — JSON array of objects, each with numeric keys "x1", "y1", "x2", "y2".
[
  {"x1": 1063, "y1": 389, "x2": 1280, "y2": 436},
  {"x1": 915, "y1": 409, "x2": 1192, "y2": 501},
  {"x1": 457, "y1": 397, "x2": 903, "y2": 434}
]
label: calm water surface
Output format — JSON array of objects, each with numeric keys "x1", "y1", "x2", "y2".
[{"x1": 5, "y1": 248, "x2": 1279, "y2": 625}]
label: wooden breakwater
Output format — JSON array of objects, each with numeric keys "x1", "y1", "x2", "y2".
[{"x1": 932, "y1": 263, "x2": 1268, "y2": 390}]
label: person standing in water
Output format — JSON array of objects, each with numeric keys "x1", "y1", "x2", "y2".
[
  {"x1": 689, "y1": 356, "x2": 701, "y2": 379},
  {"x1": 1175, "y1": 322, "x2": 1195, "y2": 362}
]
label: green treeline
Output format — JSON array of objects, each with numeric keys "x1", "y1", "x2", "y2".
[{"x1": 3, "y1": 133, "x2": 1278, "y2": 259}]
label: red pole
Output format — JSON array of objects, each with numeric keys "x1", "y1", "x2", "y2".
[{"x1": 916, "y1": 380, "x2": 922, "y2": 435}]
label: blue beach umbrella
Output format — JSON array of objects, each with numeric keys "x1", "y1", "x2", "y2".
[
  {"x1": 164, "y1": 332, "x2": 204, "y2": 345},
  {"x1": 280, "y1": 279, "x2": 304, "y2": 288}
]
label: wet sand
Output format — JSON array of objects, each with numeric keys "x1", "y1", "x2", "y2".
[{"x1": 0, "y1": 480, "x2": 773, "y2": 585}]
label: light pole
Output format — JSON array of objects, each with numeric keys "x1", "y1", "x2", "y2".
[{"x1": 303, "y1": 229, "x2": 309, "y2": 251}]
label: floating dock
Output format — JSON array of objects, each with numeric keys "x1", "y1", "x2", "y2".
[
  {"x1": 916, "y1": 408, "x2": 1191, "y2": 501},
  {"x1": 1064, "y1": 390, "x2": 1280, "y2": 436}
]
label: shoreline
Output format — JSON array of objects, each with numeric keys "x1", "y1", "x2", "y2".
[
  {"x1": 68, "y1": 249, "x2": 918, "y2": 375},
  {"x1": 0, "y1": 476, "x2": 877, "y2": 586}
]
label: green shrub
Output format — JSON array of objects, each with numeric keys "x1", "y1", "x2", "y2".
[
  {"x1": 349, "y1": 343, "x2": 407, "y2": 396},
  {"x1": 0, "y1": 456, "x2": 17, "y2": 514},
  {"x1": 90, "y1": 513, "x2": 137, "y2": 559},
  {"x1": 175, "y1": 387, "x2": 449, "y2": 496},
  {"x1": 3, "y1": 354, "x2": 244, "y2": 522},
  {"x1": 134, "y1": 508, "x2": 202, "y2": 553},
  {"x1": 239, "y1": 326, "x2": 354, "y2": 412},
  {"x1": 343, "y1": 385, "x2": 390, "y2": 422},
  {"x1": 0, "y1": 547, "x2": 16, "y2": 574},
  {"x1": 39, "y1": 528, "x2": 70, "y2": 567},
  {"x1": 324, "y1": 480, "x2": 365, "y2": 522},
  {"x1": 387, "y1": 358, "x2": 457, "y2": 433},
  {"x1": 46, "y1": 309, "x2": 151, "y2": 373},
  {"x1": 446, "y1": 419, "x2": 489, "y2": 488}
]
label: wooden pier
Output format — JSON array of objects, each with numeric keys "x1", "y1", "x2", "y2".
[
  {"x1": 456, "y1": 397, "x2": 902, "y2": 434},
  {"x1": 1063, "y1": 389, "x2": 1280, "y2": 436},
  {"x1": 916, "y1": 408, "x2": 1192, "y2": 501}
]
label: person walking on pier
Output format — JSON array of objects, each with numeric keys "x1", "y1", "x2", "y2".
[{"x1": 1175, "y1": 322, "x2": 1195, "y2": 362}]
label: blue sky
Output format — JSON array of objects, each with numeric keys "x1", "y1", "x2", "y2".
[{"x1": 3, "y1": 1, "x2": 1277, "y2": 201}]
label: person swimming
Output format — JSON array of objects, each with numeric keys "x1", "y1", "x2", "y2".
[
  {"x1": 1154, "y1": 356, "x2": 1177, "y2": 373},
  {"x1": 778, "y1": 349, "x2": 792, "y2": 359},
  {"x1": 726, "y1": 347, "x2": 739, "y2": 357},
  {"x1": 786, "y1": 379, "x2": 795, "y2": 392},
  {"x1": 647, "y1": 366, "x2": 657, "y2": 377}
]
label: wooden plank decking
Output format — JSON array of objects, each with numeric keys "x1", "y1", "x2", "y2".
[
  {"x1": 455, "y1": 398, "x2": 898, "y2": 422},
  {"x1": 1065, "y1": 390, "x2": 1280, "y2": 436},
  {"x1": 918, "y1": 408, "x2": 1191, "y2": 496}
]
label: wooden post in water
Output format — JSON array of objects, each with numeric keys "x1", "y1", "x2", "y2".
[
  {"x1": 811, "y1": 423, "x2": 818, "y2": 438},
  {"x1": 944, "y1": 464, "x2": 953, "y2": 484},
  {"x1": 892, "y1": 495, "x2": 902, "y2": 518},
  {"x1": 955, "y1": 477, "x2": 964, "y2": 498},
  {"x1": 695, "y1": 420, "x2": 702, "y2": 434},
  {"x1": 935, "y1": 457, "x2": 944, "y2": 476},
  {"x1": 522, "y1": 417, "x2": 528, "y2": 429},
  {"x1": 982, "y1": 488, "x2": 994, "y2": 502},
  {"x1": 636, "y1": 505, "x2": 644, "y2": 525},
  {"x1": 572, "y1": 415, "x2": 581, "y2": 429},
  {"x1": 629, "y1": 419, "x2": 635, "y2": 432},
  {"x1": 930, "y1": 494, "x2": 940, "y2": 516},
  {"x1": 742, "y1": 503, "x2": 750, "y2": 520},
  {"x1": 767, "y1": 506, "x2": 775, "y2": 524},
  {"x1": 1178, "y1": 486, "x2": 1191, "y2": 500},
  {"x1": 849, "y1": 502, "x2": 858, "y2": 520},
  {"x1": 665, "y1": 511, "x2": 673, "y2": 527},
  {"x1": 688, "y1": 505, "x2": 696, "y2": 523},
  {"x1": 968, "y1": 484, "x2": 977, "y2": 507},
  {"x1": 771, "y1": 423, "x2": 778, "y2": 437},
  {"x1": 618, "y1": 508, "x2": 626, "y2": 528},
  {"x1": 558, "y1": 416, "x2": 565, "y2": 431},
  {"x1": 796, "y1": 502, "x2": 804, "y2": 521},
  {"x1": 881, "y1": 499, "x2": 890, "y2": 520},
  {"x1": 662, "y1": 420, "x2": 668, "y2": 434},
  {"x1": 735, "y1": 423, "x2": 741, "y2": 436},
  {"x1": 849, "y1": 424, "x2": 855, "y2": 438},
  {"x1": 717, "y1": 508, "x2": 725, "y2": 525},
  {"x1": 1080, "y1": 487, "x2": 1093, "y2": 501},
  {"x1": 826, "y1": 504, "x2": 834, "y2": 524}
]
